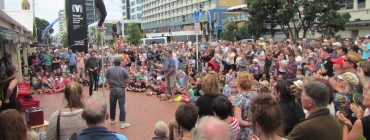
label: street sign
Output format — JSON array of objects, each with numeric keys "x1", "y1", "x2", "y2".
[
  {"x1": 194, "y1": 23, "x2": 201, "y2": 34},
  {"x1": 194, "y1": 11, "x2": 200, "y2": 23},
  {"x1": 194, "y1": 11, "x2": 200, "y2": 33}
]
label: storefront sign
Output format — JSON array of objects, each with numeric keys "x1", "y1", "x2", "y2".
[{"x1": 65, "y1": 0, "x2": 88, "y2": 53}]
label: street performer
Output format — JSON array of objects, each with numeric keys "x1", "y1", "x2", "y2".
[{"x1": 85, "y1": 50, "x2": 99, "y2": 96}]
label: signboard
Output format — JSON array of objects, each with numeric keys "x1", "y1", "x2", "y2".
[
  {"x1": 194, "y1": 11, "x2": 200, "y2": 34},
  {"x1": 65, "y1": 0, "x2": 88, "y2": 53}
]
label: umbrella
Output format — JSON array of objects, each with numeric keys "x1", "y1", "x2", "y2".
[{"x1": 30, "y1": 42, "x2": 49, "y2": 47}]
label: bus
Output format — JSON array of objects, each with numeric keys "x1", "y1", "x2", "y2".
[{"x1": 140, "y1": 37, "x2": 167, "y2": 44}]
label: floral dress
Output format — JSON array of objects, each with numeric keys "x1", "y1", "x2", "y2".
[{"x1": 233, "y1": 91, "x2": 258, "y2": 140}]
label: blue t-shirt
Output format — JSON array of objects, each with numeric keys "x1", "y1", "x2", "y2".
[
  {"x1": 67, "y1": 53, "x2": 77, "y2": 66},
  {"x1": 362, "y1": 43, "x2": 370, "y2": 59},
  {"x1": 163, "y1": 57, "x2": 176, "y2": 75}
]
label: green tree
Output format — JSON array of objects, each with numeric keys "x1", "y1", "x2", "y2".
[
  {"x1": 239, "y1": 26, "x2": 249, "y2": 39},
  {"x1": 247, "y1": 0, "x2": 351, "y2": 40},
  {"x1": 35, "y1": 17, "x2": 54, "y2": 42},
  {"x1": 60, "y1": 32, "x2": 68, "y2": 48},
  {"x1": 222, "y1": 21, "x2": 240, "y2": 41},
  {"x1": 316, "y1": 10, "x2": 351, "y2": 38},
  {"x1": 126, "y1": 23, "x2": 142, "y2": 45}
]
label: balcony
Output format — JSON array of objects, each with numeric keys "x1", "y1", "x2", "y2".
[{"x1": 222, "y1": 15, "x2": 249, "y2": 25}]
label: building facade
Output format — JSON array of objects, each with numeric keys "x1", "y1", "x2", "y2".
[
  {"x1": 121, "y1": 0, "x2": 143, "y2": 20},
  {"x1": 141, "y1": 0, "x2": 244, "y2": 42},
  {"x1": 86, "y1": 0, "x2": 96, "y2": 25},
  {"x1": 58, "y1": 10, "x2": 65, "y2": 33}
]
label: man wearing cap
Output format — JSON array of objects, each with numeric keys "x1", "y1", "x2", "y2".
[
  {"x1": 282, "y1": 53, "x2": 297, "y2": 80},
  {"x1": 331, "y1": 57, "x2": 345, "y2": 79},
  {"x1": 85, "y1": 50, "x2": 100, "y2": 96},
  {"x1": 331, "y1": 42, "x2": 342, "y2": 58},
  {"x1": 105, "y1": 54, "x2": 130, "y2": 129},
  {"x1": 317, "y1": 46, "x2": 334, "y2": 77},
  {"x1": 359, "y1": 35, "x2": 370, "y2": 60}
]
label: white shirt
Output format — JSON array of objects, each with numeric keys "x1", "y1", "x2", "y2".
[
  {"x1": 256, "y1": 51, "x2": 265, "y2": 66},
  {"x1": 295, "y1": 56, "x2": 303, "y2": 69}
]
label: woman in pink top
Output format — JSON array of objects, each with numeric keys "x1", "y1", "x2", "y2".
[{"x1": 76, "y1": 53, "x2": 85, "y2": 78}]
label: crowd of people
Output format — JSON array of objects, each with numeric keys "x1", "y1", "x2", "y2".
[{"x1": 1, "y1": 34, "x2": 370, "y2": 140}]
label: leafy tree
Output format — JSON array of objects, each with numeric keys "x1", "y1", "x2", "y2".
[
  {"x1": 35, "y1": 17, "x2": 54, "y2": 42},
  {"x1": 316, "y1": 10, "x2": 351, "y2": 38},
  {"x1": 222, "y1": 21, "x2": 240, "y2": 41},
  {"x1": 126, "y1": 23, "x2": 142, "y2": 45},
  {"x1": 60, "y1": 32, "x2": 68, "y2": 48},
  {"x1": 239, "y1": 26, "x2": 249, "y2": 39},
  {"x1": 246, "y1": 0, "x2": 351, "y2": 40}
]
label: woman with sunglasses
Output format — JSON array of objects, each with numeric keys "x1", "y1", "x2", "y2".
[{"x1": 0, "y1": 65, "x2": 20, "y2": 112}]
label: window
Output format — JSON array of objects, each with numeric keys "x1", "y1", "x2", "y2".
[
  {"x1": 132, "y1": 15, "x2": 136, "y2": 20},
  {"x1": 340, "y1": 0, "x2": 353, "y2": 10},
  {"x1": 137, "y1": 0, "x2": 142, "y2": 4},
  {"x1": 132, "y1": 8, "x2": 136, "y2": 13},
  {"x1": 122, "y1": 6, "x2": 126, "y2": 10},
  {"x1": 138, "y1": 14, "x2": 142, "y2": 20},
  {"x1": 358, "y1": 0, "x2": 365, "y2": 8},
  {"x1": 137, "y1": 6, "x2": 142, "y2": 11},
  {"x1": 131, "y1": 1, "x2": 136, "y2": 6}
]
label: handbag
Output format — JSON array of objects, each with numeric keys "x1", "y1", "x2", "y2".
[{"x1": 56, "y1": 111, "x2": 61, "y2": 140}]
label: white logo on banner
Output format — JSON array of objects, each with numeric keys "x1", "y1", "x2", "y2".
[{"x1": 72, "y1": 4, "x2": 83, "y2": 13}]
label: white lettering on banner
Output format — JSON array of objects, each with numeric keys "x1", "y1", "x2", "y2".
[
  {"x1": 72, "y1": 4, "x2": 83, "y2": 13},
  {"x1": 74, "y1": 40, "x2": 85, "y2": 45}
]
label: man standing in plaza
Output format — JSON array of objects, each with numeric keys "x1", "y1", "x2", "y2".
[
  {"x1": 66, "y1": 49, "x2": 77, "y2": 71},
  {"x1": 85, "y1": 50, "x2": 99, "y2": 96},
  {"x1": 105, "y1": 54, "x2": 130, "y2": 129},
  {"x1": 155, "y1": 50, "x2": 177, "y2": 103}
]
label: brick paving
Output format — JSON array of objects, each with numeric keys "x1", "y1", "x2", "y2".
[{"x1": 28, "y1": 87, "x2": 182, "y2": 140}]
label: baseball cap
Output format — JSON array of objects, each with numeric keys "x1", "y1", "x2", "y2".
[
  {"x1": 332, "y1": 42, "x2": 342, "y2": 47},
  {"x1": 331, "y1": 57, "x2": 345, "y2": 67},
  {"x1": 259, "y1": 37, "x2": 264, "y2": 41},
  {"x1": 288, "y1": 53, "x2": 295, "y2": 57},
  {"x1": 322, "y1": 46, "x2": 333, "y2": 53},
  {"x1": 365, "y1": 34, "x2": 370, "y2": 39}
]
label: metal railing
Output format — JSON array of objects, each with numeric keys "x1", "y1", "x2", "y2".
[{"x1": 222, "y1": 15, "x2": 248, "y2": 25}]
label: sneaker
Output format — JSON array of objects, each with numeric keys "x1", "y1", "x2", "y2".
[
  {"x1": 110, "y1": 120, "x2": 116, "y2": 124},
  {"x1": 97, "y1": 26, "x2": 106, "y2": 30},
  {"x1": 120, "y1": 123, "x2": 130, "y2": 129}
]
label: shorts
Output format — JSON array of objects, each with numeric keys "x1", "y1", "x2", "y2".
[{"x1": 165, "y1": 74, "x2": 176, "y2": 88}]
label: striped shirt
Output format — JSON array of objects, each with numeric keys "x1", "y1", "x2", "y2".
[{"x1": 229, "y1": 117, "x2": 240, "y2": 140}]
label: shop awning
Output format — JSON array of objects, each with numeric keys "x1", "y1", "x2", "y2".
[
  {"x1": 227, "y1": 4, "x2": 248, "y2": 12},
  {"x1": 30, "y1": 42, "x2": 48, "y2": 47}
]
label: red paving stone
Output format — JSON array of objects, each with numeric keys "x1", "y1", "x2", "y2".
[{"x1": 27, "y1": 86, "x2": 182, "y2": 140}]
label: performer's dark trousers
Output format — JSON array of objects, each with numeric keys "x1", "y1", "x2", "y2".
[
  {"x1": 95, "y1": 0, "x2": 107, "y2": 26},
  {"x1": 89, "y1": 71, "x2": 98, "y2": 96}
]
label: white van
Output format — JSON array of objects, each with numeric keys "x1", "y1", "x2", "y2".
[{"x1": 140, "y1": 37, "x2": 167, "y2": 45}]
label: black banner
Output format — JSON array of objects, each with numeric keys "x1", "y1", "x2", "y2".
[{"x1": 65, "y1": 0, "x2": 88, "y2": 53}]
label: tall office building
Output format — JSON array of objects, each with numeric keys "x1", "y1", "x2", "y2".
[
  {"x1": 58, "y1": 10, "x2": 65, "y2": 33},
  {"x1": 121, "y1": 0, "x2": 143, "y2": 20},
  {"x1": 85, "y1": 0, "x2": 96, "y2": 25},
  {"x1": 0, "y1": 0, "x2": 4, "y2": 10},
  {"x1": 141, "y1": 0, "x2": 245, "y2": 41}
]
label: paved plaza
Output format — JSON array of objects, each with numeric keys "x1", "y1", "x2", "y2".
[{"x1": 27, "y1": 87, "x2": 181, "y2": 140}]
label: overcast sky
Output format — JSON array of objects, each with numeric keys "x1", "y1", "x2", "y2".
[{"x1": 5, "y1": 0, "x2": 121, "y2": 35}]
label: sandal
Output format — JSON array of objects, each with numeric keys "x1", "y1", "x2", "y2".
[
  {"x1": 159, "y1": 98, "x2": 168, "y2": 101},
  {"x1": 167, "y1": 99, "x2": 174, "y2": 103}
]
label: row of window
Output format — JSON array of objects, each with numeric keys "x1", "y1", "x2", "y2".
[
  {"x1": 143, "y1": 1, "x2": 215, "y2": 14},
  {"x1": 340, "y1": 0, "x2": 366, "y2": 10},
  {"x1": 122, "y1": 0, "x2": 143, "y2": 6},
  {"x1": 143, "y1": 11, "x2": 208, "y2": 22},
  {"x1": 130, "y1": 14, "x2": 143, "y2": 20},
  {"x1": 121, "y1": 6, "x2": 142, "y2": 12}
]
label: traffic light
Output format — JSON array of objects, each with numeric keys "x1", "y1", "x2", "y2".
[
  {"x1": 162, "y1": 34, "x2": 164, "y2": 37},
  {"x1": 199, "y1": 4, "x2": 203, "y2": 12},
  {"x1": 182, "y1": 15, "x2": 186, "y2": 22}
]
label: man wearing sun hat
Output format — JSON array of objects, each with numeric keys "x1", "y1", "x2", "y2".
[{"x1": 343, "y1": 51, "x2": 363, "y2": 93}]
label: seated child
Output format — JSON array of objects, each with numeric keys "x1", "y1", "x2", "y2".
[
  {"x1": 37, "y1": 79, "x2": 52, "y2": 94},
  {"x1": 133, "y1": 78, "x2": 147, "y2": 92},
  {"x1": 52, "y1": 78, "x2": 65, "y2": 93},
  {"x1": 147, "y1": 78, "x2": 165, "y2": 97},
  {"x1": 126, "y1": 78, "x2": 136, "y2": 91},
  {"x1": 98, "y1": 73, "x2": 106, "y2": 87},
  {"x1": 62, "y1": 76, "x2": 71, "y2": 86}
]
